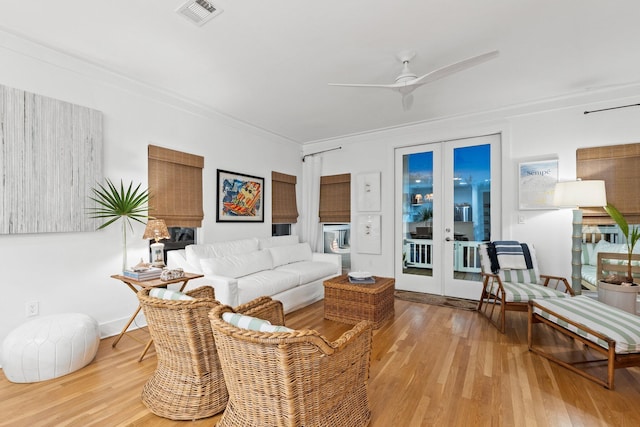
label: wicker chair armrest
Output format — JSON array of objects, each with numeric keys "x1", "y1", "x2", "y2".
[
  {"x1": 235, "y1": 296, "x2": 285, "y2": 326},
  {"x1": 329, "y1": 320, "x2": 373, "y2": 353},
  {"x1": 540, "y1": 274, "x2": 574, "y2": 295},
  {"x1": 185, "y1": 285, "x2": 215, "y2": 300}
]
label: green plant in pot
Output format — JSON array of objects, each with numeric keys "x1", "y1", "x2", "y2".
[
  {"x1": 603, "y1": 203, "x2": 640, "y2": 284},
  {"x1": 416, "y1": 207, "x2": 433, "y2": 222},
  {"x1": 88, "y1": 179, "x2": 149, "y2": 272}
]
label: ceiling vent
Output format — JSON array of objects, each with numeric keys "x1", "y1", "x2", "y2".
[{"x1": 176, "y1": 0, "x2": 223, "y2": 26}]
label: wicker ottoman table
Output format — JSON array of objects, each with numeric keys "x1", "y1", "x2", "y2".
[{"x1": 323, "y1": 274, "x2": 395, "y2": 329}]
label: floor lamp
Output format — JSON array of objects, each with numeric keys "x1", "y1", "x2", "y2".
[{"x1": 554, "y1": 180, "x2": 607, "y2": 295}]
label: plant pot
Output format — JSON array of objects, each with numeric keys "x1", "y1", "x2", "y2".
[{"x1": 597, "y1": 281, "x2": 640, "y2": 315}]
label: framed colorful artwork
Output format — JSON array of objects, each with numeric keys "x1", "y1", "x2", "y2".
[
  {"x1": 216, "y1": 169, "x2": 265, "y2": 222},
  {"x1": 518, "y1": 159, "x2": 559, "y2": 210}
]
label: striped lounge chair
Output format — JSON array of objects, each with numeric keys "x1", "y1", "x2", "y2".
[
  {"x1": 477, "y1": 242, "x2": 574, "y2": 333},
  {"x1": 528, "y1": 295, "x2": 640, "y2": 389}
]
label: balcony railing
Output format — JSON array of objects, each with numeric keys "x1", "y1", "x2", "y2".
[{"x1": 404, "y1": 239, "x2": 481, "y2": 272}]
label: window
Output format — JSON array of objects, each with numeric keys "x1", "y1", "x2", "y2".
[
  {"x1": 577, "y1": 142, "x2": 640, "y2": 225},
  {"x1": 271, "y1": 171, "x2": 298, "y2": 224},
  {"x1": 148, "y1": 145, "x2": 204, "y2": 227},
  {"x1": 319, "y1": 173, "x2": 351, "y2": 223}
]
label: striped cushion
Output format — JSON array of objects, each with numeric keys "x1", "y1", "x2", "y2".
[
  {"x1": 487, "y1": 280, "x2": 569, "y2": 302},
  {"x1": 222, "y1": 312, "x2": 293, "y2": 333},
  {"x1": 149, "y1": 288, "x2": 194, "y2": 301},
  {"x1": 532, "y1": 296, "x2": 640, "y2": 353}
]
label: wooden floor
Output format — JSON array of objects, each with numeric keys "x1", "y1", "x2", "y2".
[{"x1": 2, "y1": 297, "x2": 640, "y2": 426}]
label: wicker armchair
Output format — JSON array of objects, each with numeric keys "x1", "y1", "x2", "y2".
[
  {"x1": 137, "y1": 287, "x2": 283, "y2": 420},
  {"x1": 209, "y1": 303, "x2": 374, "y2": 427}
]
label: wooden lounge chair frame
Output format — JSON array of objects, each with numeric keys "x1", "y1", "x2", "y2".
[
  {"x1": 478, "y1": 273, "x2": 573, "y2": 333},
  {"x1": 528, "y1": 299, "x2": 640, "y2": 390}
]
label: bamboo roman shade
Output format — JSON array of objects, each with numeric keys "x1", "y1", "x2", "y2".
[
  {"x1": 319, "y1": 173, "x2": 351, "y2": 223},
  {"x1": 577, "y1": 142, "x2": 640, "y2": 225},
  {"x1": 148, "y1": 145, "x2": 204, "y2": 227},
  {"x1": 271, "y1": 171, "x2": 298, "y2": 224}
]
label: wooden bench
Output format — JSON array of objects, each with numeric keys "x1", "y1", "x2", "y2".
[
  {"x1": 528, "y1": 296, "x2": 640, "y2": 389},
  {"x1": 597, "y1": 251, "x2": 640, "y2": 283}
]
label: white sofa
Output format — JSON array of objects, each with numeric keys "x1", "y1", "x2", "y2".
[{"x1": 167, "y1": 235, "x2": 341, "y2": 313}]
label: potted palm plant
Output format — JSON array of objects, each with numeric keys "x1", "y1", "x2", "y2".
[
  {"x1": 598, "y1": 203, "x2": 640, "y2": 314},
  {"x1": 603, "y1": 203, "x2": 640, "y2": 283},
  {"x1": 88, "y1": 179, "x2": 150, "y2": 271}
]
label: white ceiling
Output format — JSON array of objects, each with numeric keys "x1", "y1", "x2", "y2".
[{"x1": 1, "y1": 0, "x2": 640, "y2": 144}]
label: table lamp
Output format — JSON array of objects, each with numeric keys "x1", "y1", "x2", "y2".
[
  {"x1": 143, "y1": 219, "x2": 171, "y2": 268},
  {"x1": 553, "y1": 180, "x2": 607, "y2": 294}
]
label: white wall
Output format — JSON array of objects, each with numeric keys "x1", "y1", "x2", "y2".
[
  {"x1": 0, "y1": 32, "x2": 301, "y2": 355},
  {"x1": 305, "y1": 88, "x2": 640, "y2": 282}
]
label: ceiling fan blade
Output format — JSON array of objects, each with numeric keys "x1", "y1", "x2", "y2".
[
  {"x1": 328, "y1": 82, "x2": 398, "y2": 89},
  {"x1": 409, "y1": 50, "x2": 499, "y2": 88},
  {"x1": 402, "y1": 93, "x2": 414, "y2": 111}
]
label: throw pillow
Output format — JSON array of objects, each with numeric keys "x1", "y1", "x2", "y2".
[
  {"x1": 149, "y1": 288, "x2": 194, "y2": 301},
  {"x1": 222, "y1": 312, "x2": 293, "y2": 333},
  {"x1": 268, "y1": 242, "x2": 313, "y2": 267}
]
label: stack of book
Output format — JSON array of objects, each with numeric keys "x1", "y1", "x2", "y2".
[
  {"x1": 348, "y1": 271, "x2": 375, "y2": 284},
  {"x1": 123, "y1": 267, "x2": 163, "y2": 281}
]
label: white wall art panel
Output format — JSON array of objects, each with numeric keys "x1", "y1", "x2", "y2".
[{"x1": 0, "y1": 84, "x2": 103, "y2": 234}]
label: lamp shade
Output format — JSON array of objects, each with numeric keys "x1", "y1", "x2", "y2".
[
  {"x1": 143, "y1": 219, "x2": 171, "y2": 242},
  {"x1": 553, "y1": 180, "x2": 607, "y2": 208}
]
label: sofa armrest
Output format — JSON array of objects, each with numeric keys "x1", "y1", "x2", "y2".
[
  {"x1": 312, "y1": 252, "x2": 342, "y2": 275},
  {"x1": 167, "y1": 249, "x2": 203, "y2": 274},
  {"x1": 207, "y1": 274, "x2": 239, "y2": 307}
]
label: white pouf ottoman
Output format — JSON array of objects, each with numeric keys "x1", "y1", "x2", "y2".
[{"x1": 2, "y1": 313, "x2": 100, "y2": 383}]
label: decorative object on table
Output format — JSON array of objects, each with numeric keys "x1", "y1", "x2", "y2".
[
  {"x1": 123, "y1": 267, "x2": 163, "y2": 281},
  {"x1": 518, "y1": 159, "x2": 559, "y2": 210},
  {"x1": 348, "y1": 271, "x2": 375, "y2": 284},
  {"x1": 356, "y1": 171, "x2": 381, "y2": 212},
  {"x1": 553, "y1": 179, "x2": 607, "y2": 294},
  {"x1": 160, "y1": 268, "x2": 184, "y2": 281},
  {"x1": 216, "y1": 169, "x2": 264, "y2": 222},
  {"x1": 88, "y1": 179, "x2": 149, "y2": 272},
  {"x1": 143, "y1": 219, "x2": 171, "y2": 267}
]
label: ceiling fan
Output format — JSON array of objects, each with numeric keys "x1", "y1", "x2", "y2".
[{"x1": 328, "y1": 50, "x2": 499, "y2": 111}]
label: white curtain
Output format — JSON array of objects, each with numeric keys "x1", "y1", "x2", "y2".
[{"x1": 300, "y1": 155, "x2": 322, "y2": 252}]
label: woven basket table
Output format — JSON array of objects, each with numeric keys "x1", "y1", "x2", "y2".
[{"x1": 324, "y1": 274, "x2": 395, "y2": 329}]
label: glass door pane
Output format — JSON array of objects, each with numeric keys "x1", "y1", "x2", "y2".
[
  {"x1": 395, "y1": 144, "x2": 442, "y2": 294},
  {"x1": 443, "y1": 135, "x2": 500, "y2": 300}
]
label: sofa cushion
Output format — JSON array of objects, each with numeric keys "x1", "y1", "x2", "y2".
[
  {"x1": 275, "y1": 261, "x2": 338, "y2": 285},
  {"x1": 268, "y1": 243, "x2": 313, "y2": 268},
  {"x1": 185, "y1": 238, "x2": 260, "y2": 267},
  {"x1": 185, "y1": 244, "x2": 216, "y2": 268},
  {"x1": 211, "y1": 238, "x2": 260, "y2": 258},
  {"x1": 200, "y1": 250, "x2": 273, "y2": 278},
  {"x1": 258, "y1": 235, "x2": 299, "y2": 249},
  {"x1": 237, "y1": 270, "x2": 300, "y2": 303},
  {"x1": 222, "y1": 312, "x2": 292, "y2": 333},
  {"x1": 591, "y1": 240, "x2": 626, "y2": 266}
]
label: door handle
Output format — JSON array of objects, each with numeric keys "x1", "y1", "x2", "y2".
[{"x1": 445, "y1": 237, "x2": 452, "y2": 242}]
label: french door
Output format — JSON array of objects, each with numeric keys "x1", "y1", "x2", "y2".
[{"x1": 394, "y1": 134, "x2": 501, "y2": 299}]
